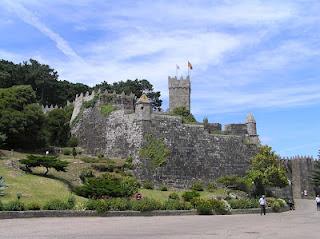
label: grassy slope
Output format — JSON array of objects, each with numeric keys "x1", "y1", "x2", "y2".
[
  {"x1": 0, "y1": 150, "x2": 85, "y2": 204},
  {"x1": 0, "y1": 150, "x2": 236, "y2": 205}
]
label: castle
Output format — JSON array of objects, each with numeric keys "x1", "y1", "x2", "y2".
[{"x1": 69, "y1": 76, "x2": 264, "y2": 188}]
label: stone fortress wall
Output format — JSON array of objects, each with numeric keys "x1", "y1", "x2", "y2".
[{"x1": 71, "y1": 75, "x2": 263, "y2": 187}]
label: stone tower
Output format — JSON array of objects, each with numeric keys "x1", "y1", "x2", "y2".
[
  {"x1": 135, "y1": 94, "x2": 152, "y2": 121},
  {"x1": 246, "y1": 113, "x2": 260, "y2": 144},
  {"x1": 168, "y1": 76, "x2": 191, "y2": 112}
]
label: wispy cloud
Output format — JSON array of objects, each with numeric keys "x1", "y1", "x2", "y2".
[{"x1": 2, "y1": 0, "x2": 82, "y2": 61}]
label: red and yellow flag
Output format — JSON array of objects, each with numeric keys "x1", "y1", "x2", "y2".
[{"x1": 188, "y1": 61, "x2": 193, "y2": 70}]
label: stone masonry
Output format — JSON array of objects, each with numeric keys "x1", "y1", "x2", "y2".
[{"x1": 71, "y1": 75, "x2": 261, "y2": 188}]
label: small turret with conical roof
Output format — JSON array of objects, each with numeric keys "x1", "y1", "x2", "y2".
[
  {"x1": 135, "y1": 94, "x2": 152, "y2": 121},
  {"x1": 246, "y1": 113, "x2": 259, "y2": 144}
]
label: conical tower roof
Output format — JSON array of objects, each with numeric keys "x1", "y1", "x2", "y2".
[
  {"x1": 137, "y1": 94, "x2": 150, "y2": 104},
  {"x1": 246, "y1": 113, "x2": 256, "y2": 123}
]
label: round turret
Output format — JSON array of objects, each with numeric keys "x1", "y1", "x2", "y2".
[{"x1": 246, "y1": 113, "x2": 256, "y2": 123}]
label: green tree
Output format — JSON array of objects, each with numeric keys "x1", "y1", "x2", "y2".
[
  {"x1": 95, "y1": 79, "x2": 162, "y2": 110},
  {"x1": 0, "y1": 59, "x2": 91, "y2": 106},
  {"x1": 0, "y1": 133, "x2": 6, "y2": 147},
  {"x1": 46, "y1": 108, "x2": 71, "y2": 146},
  {"x1": 247, "y1": 145, "x2": 288, "y2": 196},
  {"x1": 20, "y1": 155, "x2": 69, "y2": 175},
  {"x1": 171, "y1": 106, "x2": 196, "y2": 124},
  {"x1": 0, "y1": 86, "x2": 46, "y2": 149}
]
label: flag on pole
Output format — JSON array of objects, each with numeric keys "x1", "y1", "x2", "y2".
[
  {"x1": 176, "y1": 64, "x2": 180, "y2": 70},
  {"x1": 188, "y1": 61, "x2": 193, "y2": 70}
]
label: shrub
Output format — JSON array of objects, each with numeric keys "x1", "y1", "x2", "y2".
[
  {"x1": 162, "y1": 200, "x2": 192, "y2": 210},
  {"x1": 217, "y1": 175, "x2": 249, "y2": 192},
  {"x1": 100, "y1": 104, "x2": 115, "y2": 116},
  {"x1": 159, "y1": 185, "x2": 168, "y2": 191},
  {"x1": 0, "y1": 200, "x2": 3, "y2": 211},
  {"x1": 195, "y1": 199, "x2": 213, "y2": 215},
  {"x1": 168, "y1": 192, "x2": 180, "y2": 200},
  {"x1": 5, "y1": 200, "x2": 25, "y2": 211},
  {"x1": 75, "y1": 173, "x2": 140, "y2": 198},
  {"x1": 67, "y1": 136, "x2": 78, "y2": 147},
  {"x1": 43, "y1": 196, "x2": 75, "y2": 210},
  {"x1": 271, "y1": 198, "x2": 287, "y2": 212},
  {"x1": 228, "y1": 199, "x2": 259, "y2": 209},
  {"x1": 143, "y1": 180, "x2": 154, "y2": 190},
  {"x1": 79, "y1": 169, "x2": 94, "y2": 183},
  {"x1": 191, "y1": 181, "x2": 204, "y2": 191},
  {"x1": 85, "y1": 199, "x2": 101, "y2": 210},
  {"x1": 95, "y1": 200, "x2": 110, "y2": 214},
  {"x1": 63, "y1": 148, "x2": 72, "y2": 155},
  {"x1": 91, "y1": 162, "x2": 115, "y2": 172},
  {"x1": 130, "y1": 198, "x2": 162, "y2": 212},
  {"x1": 108, "y1": 198, "x2": 130, "y2": 211},
  {"x1": 124, "y1": 156, "x2": 134, "y2": 169},
  {"x1": 207, "y1": 182, "x2": 217, "y2": 192},
  {"x1": 182, "y1": 191, "x2": 200, "y2": 202},
  {"x1": 195, "y1": 199, "x2": 230, "y2": 215},
  {"x1": 271, "y1": 200, "x2": 281, "y2": 212},
  {"x1": 27, "y1": 202, "x2": 41, "y2": 210}
]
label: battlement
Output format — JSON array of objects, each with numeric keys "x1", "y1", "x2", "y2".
[
  {"x1": 42, "y1": 104, "x2": 62, "y2": 113},
  {"x1": 168, "y1": 76, "x2": 191, "y2": 88}
]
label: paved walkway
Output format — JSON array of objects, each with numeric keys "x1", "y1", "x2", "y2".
[{"x1": 0, "y1": 200, "x2": 319, "y2": 239}]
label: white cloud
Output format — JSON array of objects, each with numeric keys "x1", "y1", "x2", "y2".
[{"x1": 2, "y1": 0, "x2": 82, "y2": 61}]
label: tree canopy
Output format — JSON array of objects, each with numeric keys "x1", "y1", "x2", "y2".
[
  {"x1": 20, "y1": 155, "x2": 69, "y2": 175},
  {"x1": 247, "y1": 145, "x2": 288, "y2": 196},
  {"x1": 170, "y1": 106, "x2": 196, "y2": 124}
]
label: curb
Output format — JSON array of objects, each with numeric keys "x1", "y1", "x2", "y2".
[{"x1": 0, "y1": 207, "x2": 289, "y2": 220}]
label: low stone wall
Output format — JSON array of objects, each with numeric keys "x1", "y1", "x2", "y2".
[{"x1": 0, "y1": 207, "x2": 289, "y2": 219}]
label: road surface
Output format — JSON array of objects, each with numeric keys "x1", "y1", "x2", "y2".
[{"x1": 0, "y1": 199, "x2": 318, "y2": 239}]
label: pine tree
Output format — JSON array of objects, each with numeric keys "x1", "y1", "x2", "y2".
[{"x1": 311, "y1": 149, "x2": 320, "y2": 186}]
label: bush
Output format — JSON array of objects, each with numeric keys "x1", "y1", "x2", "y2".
[
  {"x1": 182, "y1": 191, "x2": 200, "y2": 202},
  {"x1": 100, "y1": 104, "x2": 116, "y2": 116},
  {"x1": 108, "y1": 198, "x2": 130, "y2": 211},
  {"x1": 207, "y1": 182, "x2": 217, "y2": 192},
  {"x1": 168, "y1": 192, "x2": 180, "y2": 200},
  {"x1": 43, "y1": 196, "x2": 75, "y2": 210},
  {"x1": 91, "y1": 162, "x2": 115, "y2": 172},
  {"x1": 27, "y1": 202, "x2": 41, "y2": 210},
  {"x1": 271, "y1": 198, "x2": 287, "y2": 212},
  {"x1": 130, "y1": 198, "x2": 162, "y2": 212},
  {"x1": 159, "y1": 185, "x2": 168, "y2": 191},
  {"x1": 63, "y1": 148, "x2": 72, "y2": 155},
  {"x1": 191, "y1": 181, "x2": 204, "y2": 191},
  {"x1": 4, "y1": 200, "x2": 25, "y2": 211},
  {"x1": 271, "y1": 200, "x2": 281, "y2": 212},
  {"x1": 195, "y1": 199, "x2": 230, "y2": 215},
  {"x1": 216, "y1": 175, "x2": 249, "y2": 192},
  {"x1": 143, "y1": 180, "x2": 154, "y2": 190},
  {"x1": 67, "y1": 136, "x2": 78, "y2": 147},
  {"x1": 162, "y1": 200, "x2": 192, "y2": 210},
  {"x1": 0, "y1": 200, "x2": 3, "y2": 211},
  {"x1": 85, "y1": 199, "x2": 101, "y2": 210},
  {"x1": 75, "y1": 173, "x2": 140, "y2": 198},
  {"x1": 79, "y1": 169, "x2": 94, "y2": 183},
  {"x1": 228, "y1": 199, "x2": 259, "y2": 209},
  {"x1": 195, "y1": 199, "x2": 213, "y2": 215}
]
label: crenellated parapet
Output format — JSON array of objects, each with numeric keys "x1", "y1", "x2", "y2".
[
  {"x1": 42, "y1": 104, "x2": 62, "y2": 113},
  {"x1": 70, "y1": 89, "x2": 137, "y2": 124}
]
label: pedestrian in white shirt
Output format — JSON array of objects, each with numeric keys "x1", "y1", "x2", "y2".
[
  {"x1": 259, "y1": 195, "x2": 267, "y2": 215},
  {"x1": 316, "y1": 195, "x2": 320, "y2": 211}
]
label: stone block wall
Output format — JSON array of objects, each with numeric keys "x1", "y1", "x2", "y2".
[
  {"x1": 136, "y1": 114, "x2": 258, "y2": 188},
  {"x1": 168, "y1": 76, "x2": 191, "y2": 112}
]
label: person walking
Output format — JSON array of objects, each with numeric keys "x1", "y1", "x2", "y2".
[
  {"x1": 259, "y1": 195, "x2": 267, "y2": 215},
  {"x1": 316, "y1": 195, "x2": 320, "y2": 211}
]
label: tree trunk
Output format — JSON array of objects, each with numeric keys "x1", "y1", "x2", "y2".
[{"x1": 44, "y1": 167, "x2": 49, "y2": 176}]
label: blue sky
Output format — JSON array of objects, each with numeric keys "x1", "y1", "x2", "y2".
[{"x1": 0, "y1": 0, "x2": 319, "y2": 157}]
